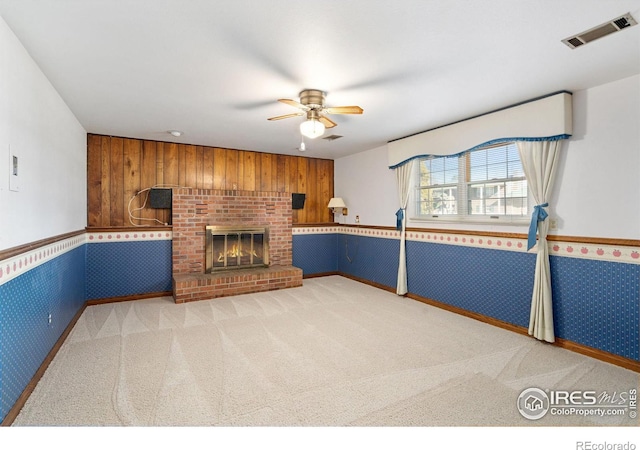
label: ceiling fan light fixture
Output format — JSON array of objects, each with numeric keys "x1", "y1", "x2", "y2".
[{"x1": 300, "y1": 119, "x2": 325, "y2": 139}]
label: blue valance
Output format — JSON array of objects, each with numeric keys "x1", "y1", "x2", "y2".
[{"x1": 388, "y1": 134, "x2": 571, "y2": 169}]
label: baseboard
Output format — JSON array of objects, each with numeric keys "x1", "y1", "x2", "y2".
[
  {"x1": 86, "y1": 290, "x2": 173, "y2": 305},
  {"x1": 332, "y1": 273, "x2": 640, "y2": 373},
  {"x1": 303, "y1": 271, "x2": 339, "y2": 279},
  {"x1": 1, "y1": 303, "x2": 87, "y2": 427},
  {"x1": 338, "y1": 273, "x2": 397, "y2": 294},
  {"x1": 554, "y1": 337, "x2": 640, "y2": 373}
]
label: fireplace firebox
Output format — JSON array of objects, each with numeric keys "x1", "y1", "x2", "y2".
[{"x1": 205, "y1": 226, "x2": 269, "y2": 273}]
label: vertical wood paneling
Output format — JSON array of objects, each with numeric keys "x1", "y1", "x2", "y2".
[
  {"x1": 123, "y1": 138, "x2": 141, "y2": 227},
  {"x1": 319, "y1": 159, "x2": 333, "y2": 222},
  {"x1": 178, "y1": 144, "x2": 190, "y2": 187},
  {"x1": 260, "y1": 153, "x2": 273, "y2": 191},
  {"x1": 288, "y1": 156, "x2": 299, "y2": 223},
  {"x1": 140, "y1": 140, "x2": 158, "y2": 223},
  {"x1": 195, "y1": 146, "x2": 204, "y2": 188},
  {"x1": 100, "y1": 136, "x2": 111, "y2": 226},
  {"x1": 87, "y1": 134, "x2": 102, "y2": 227},
  {"x1": 306, "y1": 158, "x2": 318, "y2": 223},
  {"x1": 253, "y1": 151, "x2": 261, "y2": 191},
  {"x1": 213, "y1": 148, "x2": 226, "y2": 189},
  {"x1": 163, "y1": 143, "x2": 179, "y2": 187},
  {"x1": 155, "y1": 142, "x2": 170, "y2": 225},
  {"x1": 279, "y1": 155, "x2": 290, "y2": 193},
  {"x1": 296, "y1": 157, "x2": 308, "y2": 223},
  {"x1": 109, "y1": 137, "x2": 125, "y2": 226},
  {"x1": 86, "y1": 134, "x2": 333, "y2": 227},
  {"x1": 243, "y1": 151, "x2": 255, "y2": 191},
  {"x1": 203, "y1": 147, "x2": 214, "y2": 189},
  {"x1": 225, "y1": 149, "x2": 239, "y2": 190},
  {"x1": 182, "y1": 144, "x2": 197, "y2": 188},
  {"x1": 237, "y1": 150, "x2": 245, "y2": 190}
]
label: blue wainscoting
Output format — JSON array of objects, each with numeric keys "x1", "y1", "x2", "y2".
[
  {"x1": 0, "y1": 244, "x2": 85, "y2": 421},
  {"x1": 551, "y1": 256, "x2": 639, "y2": 361},
  {"x1": 337, "y1": 234, "x2": 399, "y2": 289},
  {"x1": 86, "y1": 240, "x2": 172, "y2": 300},
  {"x1": 406, "y1": 241, "x2": 536, "y2": 328},
  {"x1": 293, "y1": 233, "x2": 338, "y2": 276}
]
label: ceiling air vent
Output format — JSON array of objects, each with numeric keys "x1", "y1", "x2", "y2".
[
  {"x1": 562, "y1": 12, "x2": 637, "y2": 49},
  {"x1": 323, "y1": 134, "x2": 343, "y2": 141}
]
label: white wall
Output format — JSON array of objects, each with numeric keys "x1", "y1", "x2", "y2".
[
  {"x1": 334, "y1": 145, "x2": 397, "y2": 226},
  {"x1": 335, "y1": 74, "x2": 640, "y2": 240},
  {"x1": 552, "y1": 74, "x2": 639, "y2": 240},
  {"x1": 0, "y1": 15, "x2": 86, "y2": 251}
]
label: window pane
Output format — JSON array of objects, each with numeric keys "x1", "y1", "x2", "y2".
[
  {"x1": 444, "y1": 156, "x2": 458, "y2": 171},
  {"x1": 444, "y1": 169, "x2": 458, "y2": 184},
  {"x1": 429, "y1": 187, "x2": 457, "y2": 214},
  {"x1": 468, "y1": 187, "x2": 483, "y2": 214},
  {"x1": 469, "y1": 150, "x2": 486, "y2": 167},
  {"x1": 486, "y1": 146, "x2": 506, "y2": 163},
  {"x1": 506, "y1": 144, "x2": 520, "y2": 161},
  {"x1": 430, "y1": 158, "x2": 444, "y2": 172},
  {"x1": 469, "y1": 184, "x2": 483, "y2": 200},
  {"x1": 430, "y1": 171, "x2": 444, "y2": 185},
  {"x1": 505, "y1": 180, "x2": 527, "y2": 198},
  {"x1": 506, "y1": 197, "x2": 528, "y2": 216},
  {"x1": 469, "y1": 165, "x2": 486, "y2": 182},
  {"x1": 485, "y1": 194, "x2": 505, "y2": 214},
  {"x1": 487, "y1": 163, "x2": 507, "y2": 180},
  {"x1": 508, "y1": 160, "x2": 524, "y2": 178}
]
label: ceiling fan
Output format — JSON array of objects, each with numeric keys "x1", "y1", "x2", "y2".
[{"x1": 267, "y1": 89, "x2": 363, "y2": 139}]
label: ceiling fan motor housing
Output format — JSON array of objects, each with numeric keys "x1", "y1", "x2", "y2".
[{"x1": 299, "y1": 89, "x2": 325, "y2": 109}]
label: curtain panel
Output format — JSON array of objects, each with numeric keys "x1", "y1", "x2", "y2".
[
  {"x1": 517, "y1": 140, "x2": 562, "y2": 342},
  {"x1": 395, "y1": 160, "x2": 414, "y2": 295}
]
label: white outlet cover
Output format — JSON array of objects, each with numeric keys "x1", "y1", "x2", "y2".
[{"x1": 9, "y1": 146, "x2": 19, "y2": 192}]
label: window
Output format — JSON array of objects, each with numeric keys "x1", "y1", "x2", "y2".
[{"x1": 415, "y1": 142, "x2": 529, "y2": 223}]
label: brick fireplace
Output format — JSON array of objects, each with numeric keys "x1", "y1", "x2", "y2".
[{"x1": 171, "y1": 188, "x2": 302, "y2": 303}]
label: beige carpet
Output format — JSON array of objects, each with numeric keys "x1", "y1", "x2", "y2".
[{"x1": 13, "y1": 276, "x2": 639, "y2": 426}]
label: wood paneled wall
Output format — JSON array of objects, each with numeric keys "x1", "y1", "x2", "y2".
[{"x1": 87, "y1": 134, "x2": 334, "y2": 227}]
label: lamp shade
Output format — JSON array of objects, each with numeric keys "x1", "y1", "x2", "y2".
[
  {"x1": 300, "y1": 119, "x2": 325, "y2": 139},
  {"x1": 328, "y1": 197, "x2": 346, "y2": 208}
]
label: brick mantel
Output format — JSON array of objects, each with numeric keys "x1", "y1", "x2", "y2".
[{"x1": 171, "y1": 188, "x2": 302, "y2": 303}]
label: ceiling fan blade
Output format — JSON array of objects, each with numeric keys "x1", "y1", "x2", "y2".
[
  {"x1": 278, "y1": 99, "x2": 308, "y2": 110},
  {"x1": 267, "y1": 112, "x2": 304, "y2": 121},
  {"x1": 318, "y1": 115, "x2": 337, "y2": 128},
  {"x1": 324, "y1": 105, "x2": 363, "y2": 115}
]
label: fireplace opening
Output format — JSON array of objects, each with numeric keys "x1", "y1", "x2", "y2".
[{"x1": 205, "y1": 226, "x2": 269, "y2": 273}]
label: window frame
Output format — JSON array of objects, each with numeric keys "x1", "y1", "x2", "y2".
[{"x1": 412, "y1": 142, "x2": 531, "y2": 225}]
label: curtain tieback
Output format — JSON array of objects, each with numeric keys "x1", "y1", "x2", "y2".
[
  {"x1": 527, "y1": 203, "x2": 549, "y2": 250},
  {"x1": 395, "y1": 209, "x2": 404, "y2": 231}
]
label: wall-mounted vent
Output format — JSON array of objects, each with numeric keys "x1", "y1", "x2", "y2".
[
  {"x1": 562, "y1": 12, "x2": 637, "y2": 49},
  {"x1": 323, "y1": 134, "x2": 343, "y2": 141}
]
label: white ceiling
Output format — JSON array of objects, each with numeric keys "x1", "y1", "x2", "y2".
[{"x1": 1, "y1": 0, "x2": 639, "y2": 160}]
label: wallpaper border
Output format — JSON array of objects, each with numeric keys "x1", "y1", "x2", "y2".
[{"x1": 293, "y1": 226, "x2": 640, "y2": 264}]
